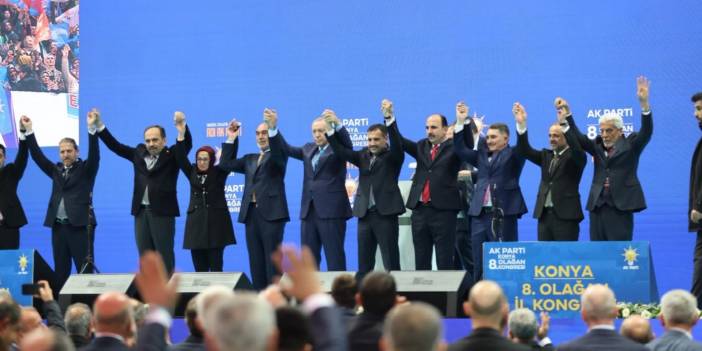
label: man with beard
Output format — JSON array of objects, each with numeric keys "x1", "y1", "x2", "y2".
[
  {"x1": 564, "y1": 76, "x2": 652, "y2": 241},
  {"x1": 97, "y1": 110, "x2": 191, "y2": 274},
  {"x1": 513, "y1": 99, "x2": 586, "y2": 241}
]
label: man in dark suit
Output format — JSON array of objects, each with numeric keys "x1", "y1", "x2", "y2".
[
  {"x1": 647, "y1": 290, "x2": 702, "y2": 351},
  {"x1": 565, "y1": 76, "x2": 652, "y2": 241},
  {"x1": 348, "y1": 272, "x2": 398, "y2": 351},
  {"x1": 380, "y1": 302, "x2": 446, "y2": 351},
  {"x1": 23, "y1": 112, "x2": 99, "y2": 289},
  {"x1": 508, "y1": 308, "x2": 554, "y2": 351},
  {"x1": 281, "y1": 110, "x2": 352, "y2": 271},
  {"x1": 454, "y1": 102, "x2": 527, "y2": 282},
  {"x1": 556, "y1": 284, "x2": 647, "y2": 351},
  {"x1": 514, "y1": 100, "x2": 586, "y2": 241},
  {"x1": 398, "y1": 101, "x2": 468, "y2": 270},
  {"x1": 223, "y1": 108, "x2": 289, "y2": 290},
  {"x1": 96, "y1": 111, "x2": 191, "y2": 274},
  {"x1": 80, "y1": 292, "x2": 134, "y2": 351},
  {"x1": 689, "y1": 92, "x2": 702, "y2": 309},
  {"x1": 326, "y1": 100, "x2": 405, "y2": 275},
  {"x1": 449, "y1": 280, "x2": 530, "y2": 351},
  {"x1": 0, "y1": 134, "x2": 28, "y2": 250},
  {"x1": 169, "y1": 298, "x2": 204, "y2": 351}
]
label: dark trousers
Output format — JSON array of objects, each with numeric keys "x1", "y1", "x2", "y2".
[
  {"x1": 590, "y1": 204, "x2": 633, "y2": 241},
  {"x1": 245, "y1": 204, "x2": 285, "y2": 290},
  {"x1": 471, "y1": 210, "x2": 518, "y2": 281},
  {"x1": 357, "y1": 210, "x2": 400, "y2": 274},
  {"x1": 0, "y1": 223, "x2": 19, "y2": 249},
  {"x1": 52, "y1": 222, "x2": 90, "y2": 289},
  {"x1": 191, "y1": 248, "x2": 225, "y2": 272},
  {"x1": 692, "y1": 231, "x2": 702, "y2": 309},
  {"x1": 135, "y1": 208, "x2": 175, "y2": 274},
  {"x1": 411, "y1": 204, "x2": 458, "y2": 270},
  {"x1": 537, "y1": 208, "x2": 580, "y2": 241},
  {"x1": 301, "y1": 203, "x2": 347, "y2": 271},
  {"x1": 453, "y1": 215, "x2": 474, "y2": 279}
]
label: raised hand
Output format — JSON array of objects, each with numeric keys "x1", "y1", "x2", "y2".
[
  {"x1": 263, "y1": 108, "x2": 278, "y2": 129},
  {"x1": 174, "y1": 111, "x2": 187, "y2": 135},
  {"x1": 272, "y1": 245, "x2": 322, "y2": 302},
  {"x1": 381, "y1": 99, "x2": 394, "y2": 119},
  {"x1": 691, "y1": 209, "x2": 702, "y2": 224},
  {"x1": 322, "y1": 109, "x2": 341, "y2": 127},
  {"x1": 456, "y1": 101, "x2": 469, "y2": 125},
  {"x1": 537, "y1": 312, "x2": 550, "y2": 340},
  {"x1": 227, "y1": 119, "x2": 241, "y2": 140},
  {"x1": 636, "y1": 76, "x2": 650, "y2": 111},
  {"x1": 87, "y1": 108, "x2": 100, "y2": 128},
  {"x1": 554, "y1": 97, "x2": 570, "y2": 123},
  {"x1": 20, "y1": 115, "x2": 32, "y2": 133},
  {"x1": 134, "y1": 251, "x2": 180, "y2": 309},
  {"x1": 512, "y1": 102, "x2": 527, "y2": 125}
]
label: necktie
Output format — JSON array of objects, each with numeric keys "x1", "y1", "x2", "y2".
[
  {"x1": 548, "y1": 153, "x2": 559, "y2": 176},
  {"x1": 421, "y1": 144, "x2": 440, "y2": 203},
  {"x1": 146, "y1": 155, "x2": 157, "y2": 170},
  {"x1": 312, "y1": 147, "x2": 322, "y2": 171},
  {"x1": 257, "y1": 151, "x2": 265, "y2": 166},
  {"x1": 369, "y1": 154, "x2": 377, "y2": 170}
]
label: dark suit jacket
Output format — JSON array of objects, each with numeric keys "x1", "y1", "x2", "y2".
[
  {"x1": 168, "y1": 335, "x2": 205, "y2": 351},
  {"x1": 98, "y1": 126, "x2": 192, "y2": 217},
  {"x1": 449, "y1": 327, "x2": 532, "y2": 351},
  {"x1": 347, "y1": 312, "x2": 384, "y2": 351},
  {"x1": 647, "y1": 329, "x2": 702, "y2": 351},
  {"x1": 69, "y1": 334, "x2": 91, "y2": 349},
  {"x1": 327, "y1": 121, "x2": 405, "y2": 218},
  {"x1": 455, "y1": 123, "x2": 528, "y2": 217},
  {"x1": 281, "y1": 127, "x2": 352, "y2": 220},
  {"x1": 79, "y1": 336, "x2": 130, "y2": 351},
  {"x1": 556, "y1": 328, "x2": 648, "y2": 351},
  {"x1": 174, "y1": 139, "x2": 237, "y2": 249},
  {"x1": 400, "y1": 124, "x2": 464, "y2": 211},
  {"x1": 566, "y1": 113, "x2": 652, "y2": 212},
  {"x1": 0, "y1": 138, "x2": 28, "y2": 228},
  {"x1": 223, "y1": 132, "x2": 289, "y2": 224},
  {"x1": 516, "y1": 129, "x2": 586, "y2": 221},
  {"x1": 690, "y1": 133, "x2": 702, "y2": 232},
  {"x1": 27, "y1": 132, "x2": 99, "y2": 227}
]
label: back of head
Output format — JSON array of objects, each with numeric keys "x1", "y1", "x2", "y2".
[
  {"x1": 93, "y1": 292, "x2": 133, "y2": 337},
  {"x1": 184, "y1": 297, "x2": 203, "y2": 338},
  {"x1": 383, "y1": 302, "x2": 443, "y2": 351},
  {"x1": 360, "y1": 272, "x2": 397, "y2": 316},
  {"x1": 207, "y1": 293, "x2": 276, "y2": 351},
  {"x1": 276, "y1": 306, "x2": 312, "y2": 351},
  {"x1": 466, "y1": 280, "x2": 507, "y2": 327},
  {"x1": 580, "y1": 284, "x2": 617, "y2": 325},
  {"x1": 20, "y1": 328, "x2": 75, "y2": 351},
  {"x1": 64, "y1": 303, "x2": 91, "y2": 337},
  {"x1": 0, "y1": 299, "x2": 20, "y2": 348},
  {"x1": 620, "y1": 315, "x2": 653, "y2": 344},
  {"x1": 331, "y1": 274, "x2": 357, "y2": 309},
  {"x1": 508, "y1": 308, "x2": 538, "y2": 343},
  {"x1": 660, "y1": 289, "x2": 699, "y2": 327},
  {"x1": 196, "y1": 285, "x2": 235, "y2": 331}
]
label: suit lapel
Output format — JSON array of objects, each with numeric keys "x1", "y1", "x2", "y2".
[{"x1": 313, "y1": 147, "x2": 329, "y2": 176}]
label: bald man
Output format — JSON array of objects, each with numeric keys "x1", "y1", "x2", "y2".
[
  {"x1": 557, "y1": 284, "x2": 647, "y2": 351},
  {"x1": 449, "y1": 280, "x2": 530, "y2": 351},
  {"x1": 620, "y1": 315, "x2": 653, "y2": 344},
  {"x1": 81, "y1": 292, "x2": 134, "y2": 351}
]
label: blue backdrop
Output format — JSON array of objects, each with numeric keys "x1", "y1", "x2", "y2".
[{"x1": 4, "y1": 0, "x2": 701, "y2": 297}]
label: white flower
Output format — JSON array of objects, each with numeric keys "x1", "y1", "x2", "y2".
[
  {"x1": 641, "y1": 310, "x2": 652, "y2": 319},
  {"x1": 621, "y1": 308, "x2": 631, "y2": 318}
]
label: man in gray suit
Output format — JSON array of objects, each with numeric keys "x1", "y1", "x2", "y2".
[{"x1": 647, "y1": 290, "x2": 702, "y2": 351}]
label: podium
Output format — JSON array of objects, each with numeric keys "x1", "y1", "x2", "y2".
[
  {"x1": 0, "y1": 250, "x2": 55, "y2": 306},
  {"x1": 484, "y1": 241, "x2": 659, "y2": 318}
]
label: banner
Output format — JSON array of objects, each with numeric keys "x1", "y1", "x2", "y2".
[{"x1": 484, "y1": 241, "x2": 659, "y2": 318}]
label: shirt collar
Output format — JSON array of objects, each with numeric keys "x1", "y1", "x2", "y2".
[
  {"x1": 589, "y1": 324, "x2": 615, "y2": 331},
  {"x1": 669, "y1": 327, "x2": 693, "y2": 339},
  {"x1": 94, "y1": 332, "x2": 126, "y2": 343}
]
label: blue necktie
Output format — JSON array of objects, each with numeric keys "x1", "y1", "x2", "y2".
[{"x1": 312, "y1": 147, "x2": 322, "y2": 171}]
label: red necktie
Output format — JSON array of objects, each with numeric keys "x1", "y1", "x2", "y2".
[{"x1": 421, "y1": 144, "x2": 439, "y2": 203}]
